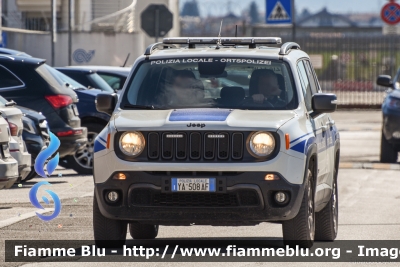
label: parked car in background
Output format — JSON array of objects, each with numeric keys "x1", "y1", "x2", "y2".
[
  {"x1": 0, "y1": 55, "x2": 88, "y2": 173},
  {"x1": 56, "y1": 67, "x2": 115, "y2": 93},
  {"x1": 0, "y1": 96, "x2": 31, "y2": 184},
  {"x1": 0, "y1": 115, "x2": 19, "y2": 189},
  {"x1": 58, "y1": 66, "x2": 131, "y2": 91},
  {"x1": 377, "y1": 71, "x2": 400, "y2": 163},
  {"x1": 0, "y1": 48, "x2": 32, "y2": 58},
  {"x1": 51, "y1": 69, "x2": 111, "y2": 174},
  {"x1": 18, "y1": 106, "x2": 50, "y2": 180}
]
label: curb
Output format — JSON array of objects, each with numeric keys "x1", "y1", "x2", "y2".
[{"x1": 340, "y1": 162, "x2": 400, "y2": 170}]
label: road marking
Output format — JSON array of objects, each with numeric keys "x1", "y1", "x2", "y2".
[
  {"x1": 338, "y1": 127, "x2": 381, "y2": 131},
  {"x1": 0, "y1": 208, "x2": 54, "y2": 229},
  {"x1": 340, "y1": 162, "x2": 400, "y2": 170},
  {"x1": 80, "y1": 191, "x2": 94, "y2": 198}
]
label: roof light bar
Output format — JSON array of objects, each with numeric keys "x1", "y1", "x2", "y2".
[{"x1": 163, "y1": 37, "x2": 282, "y2": 45}]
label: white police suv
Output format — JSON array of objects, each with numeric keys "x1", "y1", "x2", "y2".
[{"x1": 93, "y1": 37, "x2": 340, "y2": 248}]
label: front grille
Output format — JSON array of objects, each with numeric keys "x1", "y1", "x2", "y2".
[
  {"x1": 130, "y1": 188, "x2": 260, "y2": 207},
  {"x1": 147, "y1": 132, "x2": 244, "y2": 161}
]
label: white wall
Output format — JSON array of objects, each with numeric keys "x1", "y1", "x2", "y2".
[{"x1": 6, "y1": 31, "x2": 143, "y2": 67}]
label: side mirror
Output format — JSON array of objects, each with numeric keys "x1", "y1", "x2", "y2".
[
  {"x1": 96, "y1": 93, "x2": 118, "y2": 115},
  {"x1": 377, "y1": 75, "x2": 393, "y2": 87},
  {"x1": 311, "y1": 93, "x2": 337, "y2": 118}
]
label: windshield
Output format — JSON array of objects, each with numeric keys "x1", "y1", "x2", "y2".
[
  {"x1": 87, "y1": 73, "x2": 114, "y2": 93},
  {"x1": 122, "y1": 57, "x2": 298, "y2": 110}
]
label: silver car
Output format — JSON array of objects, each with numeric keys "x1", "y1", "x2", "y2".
[
  {"x1": 0, "y1": 114, "x2": 19, "y2": 189},
  {"x1": 0, "y1": 96, "x2": 31, "y2": 185}
]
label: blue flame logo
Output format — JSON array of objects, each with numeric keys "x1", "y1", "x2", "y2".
[
  {"x1": 35, "y1": 132, "x2": 60, "y2": 178},
  {"x1": 30, "y1": 132, "x2": 61, "y2": 221},
  {"x1": 29, "y1": 181, "x2": 61, "y2": 221}
]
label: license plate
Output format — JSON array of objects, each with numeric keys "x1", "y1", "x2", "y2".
[{"x1": 171, "y1": 178, "x2": 216, "y2": 192}]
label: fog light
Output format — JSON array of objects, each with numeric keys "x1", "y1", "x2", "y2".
[
  {"x1": 113, "y1": 173, "x2": 127, "y2": 180},
  {"x1": 393, "y1": 131, "x2": 400, "y2": 139},
  {"x1": 265, "y1": 174, "x2": 279, "y2": 181},
  {"x1": 107, "y1": 191, "x2": 119, "y2": 202},
  {"x1": 275, "y1": 192, "x2": 287, "y2": 203}
]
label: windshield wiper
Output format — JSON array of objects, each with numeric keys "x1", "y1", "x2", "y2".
[{"x1": 123, "y1": 104, "x2": 162, "y2": 110}]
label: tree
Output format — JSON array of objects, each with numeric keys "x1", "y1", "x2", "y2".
[{"x1": 249, "y1": 1, "x2": 259, "y2": 24}]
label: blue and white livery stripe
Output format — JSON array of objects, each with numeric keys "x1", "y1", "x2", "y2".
[
  {"x1": 94, "y1": 130, "x2": 108, "y2": 153},
  {"x1": 169, "y1": 109, "x2": 231, "y2": 122}
]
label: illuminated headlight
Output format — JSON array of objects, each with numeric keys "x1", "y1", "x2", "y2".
[
  {"x1": 119, "y1": 132, "x2": 145, "y2": 156},
  {"x1": 249, "y1": 131, "x2": 275, "y2": 157}
]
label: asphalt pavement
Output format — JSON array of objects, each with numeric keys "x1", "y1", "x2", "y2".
[{"x1": 0, "y1": 110, "x2": 399, "y2": 267}]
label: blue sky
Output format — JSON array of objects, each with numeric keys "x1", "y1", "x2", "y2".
[{"x1": 181, "y1": 0, "x2": 387, "y2": 17}]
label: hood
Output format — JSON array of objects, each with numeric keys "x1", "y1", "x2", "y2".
[
  {"x1": 16, "y1": 105, "x2": 46, "y2": 123},
  {"x1": 114, "y1": 108, "x2": 296, "y2": 131}
]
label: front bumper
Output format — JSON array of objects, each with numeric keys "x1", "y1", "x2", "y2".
[
  {"x1": 56, "y1": 127, "x2": 88, "y2": 158},
  {"x1": 94, "y1": 171, "x2": 305, "y2": 225},
  {"x1": 0, "y1": 157, "x2": 19, "y2": 189}
]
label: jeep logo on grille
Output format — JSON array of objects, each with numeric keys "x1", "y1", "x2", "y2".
[
  {"x1": 207, "y1": 134, "x2": 225, "y2": 139},
  {"x1": 187, "y1": 123, "x2": 206, "y2": 128}
]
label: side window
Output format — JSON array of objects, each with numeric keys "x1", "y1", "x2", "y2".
[
  {"x1": 98, "y1": 74, "x2": 121, "y2": 90},
  {"x1": 297, "y1": 61, "x2": 313, "y2": 111},
  {"x1": 304, "y1": 60, "x2": 319, "y2": 94},
  {"x1": 0, "y1": 66, "x2": 24, "y2": 89},
  {"x1": 396, "y1": 74, "x2": 400, "y2": 89}
]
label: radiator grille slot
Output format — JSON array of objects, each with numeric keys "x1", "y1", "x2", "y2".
[
  {"x1": 162, "y1": 133, "x2": 174, "y2": 159},
  {"x1": 147, "y1": 133, "x2": 159, "y2": 159},
  {"x1": 175, "y1": 132, "x2": 187, "y2": 160},
  {"x1": 232, "y1": 133, "x2": 244, "y2": 160}
]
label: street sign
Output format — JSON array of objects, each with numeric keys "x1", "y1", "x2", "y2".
[
  {"x1": 266, "y1": 0, "x2": 293, "y2": 24},
  {"x1": 381, "y1": 0, "x2": 400, "y2": 25},
  {"x1": 141, "y1": 4, "x2": 173, "y2": 41}
]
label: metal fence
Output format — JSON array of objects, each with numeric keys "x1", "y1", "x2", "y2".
[
  {"x1": 181, "y1": 21, "x2": 400, "y2": 107},
  {"x1": 254, "y1": 27, "x2": 400, "y2": 107}
]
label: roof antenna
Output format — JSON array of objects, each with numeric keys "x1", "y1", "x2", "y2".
[
  {"x1": 235, "y1": 25, "x2": 238, "y2": 37},
  {"x1": 216, "y1": 20, "x2": 223, "y2": 50}
]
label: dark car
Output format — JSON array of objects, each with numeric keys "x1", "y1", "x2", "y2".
[
  {"x1": 51, "y1": 70, "x2": 111, "y2": 174},
  {"x1": 55, "y1": 67, "x2": 115, "y2": 93},
  {"x1": 0, "y1": 55, "x2": 87, "y2": 165},
  {"x1": 57, "y1": 66, "x2": 131, "y2": 91},
  {"x1": 377, "y1": 72, "x2": 400, "y2": 163},
  {"x1": 18, "y1": 106, "x2": 50, "y2": 180},
  {"x1": 0, "y1": 48, "x2": 32, "y2": 58}
]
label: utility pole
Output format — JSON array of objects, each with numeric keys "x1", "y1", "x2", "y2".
[
  {"x1": 51, "y1": 0, "x2": 57, "y2": 66},
  {"x1": 68, "y1": 0, "x2": 72, "y2": 66},
  {"x1": 292, "y1": 0, "x2": 296, "y2": 42}
]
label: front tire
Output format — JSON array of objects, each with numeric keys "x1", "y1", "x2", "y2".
[
  {"x1": 380, "y1": 131, "x2": 398, "y2": 163},
  {"x1": 129, "y1": 223, "x2": 159, "y2": 239},
  {"x1": 315, "y1": 168, "x2": 338, "y2": 241},
  {"x1": 282, "y1": 169, "x2": 315, "y2": 248},
  {"x1": 66, "y1": 123, "x2": 106, "y2": 174},
  {"x1": 93, "y1": 191, "x2": 127, "y2": 248}
]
